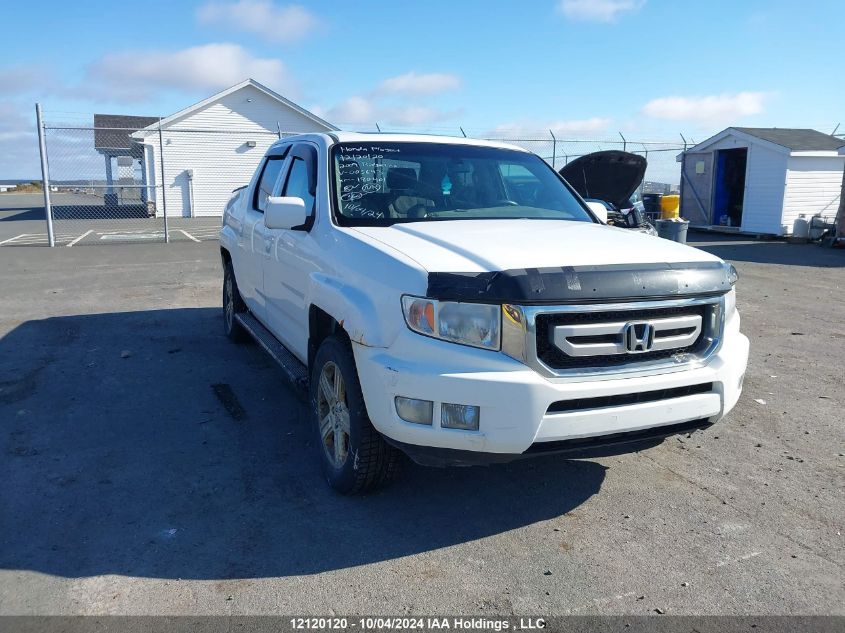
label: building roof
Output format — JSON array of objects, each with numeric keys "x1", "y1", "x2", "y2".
[
  {"x1": 732, "y1": 127, "x2": 845, "y2": 151},
  {"x1": 94, "y1": 114, "x2": 159, "y2": 150},
  {"x1": 134, "y1": 78, "x2": 337, "y2": 135}
]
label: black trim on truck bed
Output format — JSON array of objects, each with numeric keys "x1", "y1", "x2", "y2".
[{"x1": 426, "y1": 261, "x2": 733, "y2": 305}]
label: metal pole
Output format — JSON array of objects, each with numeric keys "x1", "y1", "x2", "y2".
[
  {"x1": 459, "y1": 127, "x2": 467, "y2": 138},
  {"x1": 549, "y1": 130, "x2": 557, "y2": 169},
  {"x1": 619, "y1": 132, "x2": 627, "y2": 152},
  {"x1": 158, "y1": 118, "x2": 169, "y2": 243},
  {"x1": 277, "y1": 121, "x2": 282, "y2": 139},
  {"x1": 35, "y1": 103, "x2": 55, "y2": 247},
  {"x1": 680, "y1": 133, "x2": 688, "y2": 152}
]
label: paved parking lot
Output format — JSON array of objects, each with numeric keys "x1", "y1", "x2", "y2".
[
  {"x1": 0, "y1": 193, "x2": 220, "y2": 246},
  {"x1": 0, "y1": 233, "x2": 843, "y2": 615}
]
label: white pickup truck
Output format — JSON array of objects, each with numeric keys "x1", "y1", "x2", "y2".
[{"x1": 219, "y1": 132, "x2": 749, "y2": 494}]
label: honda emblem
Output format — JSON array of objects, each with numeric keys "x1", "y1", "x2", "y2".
[{"x1": 624, "y1": 322, "x2": 655, "y2": 353}]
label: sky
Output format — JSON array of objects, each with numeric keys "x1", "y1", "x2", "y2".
[{"x1": 0, "y1": 0, "x2": 843, "y2": 179}]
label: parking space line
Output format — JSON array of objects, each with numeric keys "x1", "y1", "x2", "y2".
[
  {"x1": 0, "y1": 233, "x2": 28, "y2": 246},
  {"x1": 66, "y1": 230, "x2": 94, "y2": 247},
  {"x1": 178, "y1": 229, "x2": 201, "y2": 243}
]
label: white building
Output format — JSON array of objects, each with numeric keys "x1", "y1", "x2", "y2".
[
  {"x1": 677, "y1": 128, "x2": 845, "y2": 235},
  {"x1": 129, "y1": 79, "x2": 337, "y2": 217}
]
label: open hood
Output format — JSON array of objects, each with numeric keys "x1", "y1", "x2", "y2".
[{"x1": 559, "y1": 150, "x2": 647, "y2": 209}]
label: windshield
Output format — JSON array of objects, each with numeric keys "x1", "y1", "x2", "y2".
[{"x1": 331, "y1": 142, "x2": 594, "y2": 226}]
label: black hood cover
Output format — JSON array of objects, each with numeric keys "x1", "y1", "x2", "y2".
[{"x1": 559, "y1": 150, "x2": 647, "y2": 209}]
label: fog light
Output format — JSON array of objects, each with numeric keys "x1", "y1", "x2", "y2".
[
  {"x1": 395, "y1": 396, "x2": 433, "y2": 425},
  {"x1": 441, "y1": 403, "x2": 480, "y2": 431}
]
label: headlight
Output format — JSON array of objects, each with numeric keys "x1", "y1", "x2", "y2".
[
  {"x1": 726, "y1": 263, "x2": 739, "y2": 285},
  {"x1": 402, "y1": 296, "x2": 501, "y2": 350}
]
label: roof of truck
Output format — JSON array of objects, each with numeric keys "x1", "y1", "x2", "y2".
[{"x1": 275, "y1": 131, "x2": 531, "y2": 153}]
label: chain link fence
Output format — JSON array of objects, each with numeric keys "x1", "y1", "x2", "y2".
[
  {"x1": 22, "y1": 107, "x2": 689, "y2": 247},
  {"x1": 479, "y1": 135, "x2": 686, "y2": 196},
  {"x1": 33, "y1": 110, "x2": 284, "y2": 246}
]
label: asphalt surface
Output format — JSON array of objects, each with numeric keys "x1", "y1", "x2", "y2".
[
  {"x1": 0, "y1": 234, "x2": 843, "y2": 615},
  {"x1": 0, "y1": 193, "x2": 220, "y2": 245}
]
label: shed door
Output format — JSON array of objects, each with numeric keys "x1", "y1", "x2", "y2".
[
  {"x1": 713, "y1": 148, "x2": 747, "y2": 227},
  {"x1": 680, "y1": 152, "x2": 713, "y2": 226}
]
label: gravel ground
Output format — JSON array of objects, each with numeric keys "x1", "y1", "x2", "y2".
[{"x1": 0, "y1": 234, "x2": 842, "y2": 615}]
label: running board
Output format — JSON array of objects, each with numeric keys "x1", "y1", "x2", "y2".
[{"x1": 235, "y1": 312, "x2": 309, "y2": 398}]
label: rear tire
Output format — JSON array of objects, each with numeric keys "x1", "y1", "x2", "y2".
[
  {"x1": 223, "y1": 261, "x2": 249, "y2": 343},
  {"x1": 311, "y1": 334, "x2": 400, "y2": 494}
]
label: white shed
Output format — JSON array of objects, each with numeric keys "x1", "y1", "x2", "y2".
[
  {"x1": 677, "y1": 128, "x2": 845, "y2": 235},
  {"x1": 132, "y1": 79, "x2": 337, "y2": 217}
]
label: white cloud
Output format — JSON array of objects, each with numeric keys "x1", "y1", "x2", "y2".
[
  {"x1": 197, "y1": 0, "x2": 320, "y2": 43},
  {"x1": 491, "y1": 117, "x2": 613, "y2": 138},
  {"x1": 0, "y1": 65, "x2": 52, "y2": 97},
  {"x1": 557, "y1": 0, "x2": 645, "y2": 22},
  {"x1": 316, "y1": 70, "x2": 463, "y2": 128},
  {"x1": 641, "y1": 92, "x2": 768, "y2": 124},
  {"x1": 321, "y1": 96, "x2": 375, "y2": 124},
  {"x1": 0, "y1": 101, "x2": 39, "y2": 178},
  {"x1": 320, "y1": 96, "x2": 460, "y2": 127},
  {"x1": 86, "y1": 43, "x2": 291, "y2": 102},
  {"x1": 376, "y1": 72, "x2": 461, "y2": 97}
]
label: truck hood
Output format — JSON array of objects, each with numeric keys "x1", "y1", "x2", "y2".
[
  {"x1": 350, "y1": 219, "x2": 719, "y2": 273},
  {"x1": 559, "y1": 150, "x2": 647, "y2": 209}
]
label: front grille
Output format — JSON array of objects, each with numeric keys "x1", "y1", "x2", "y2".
[
  {"x1": 546, "y1": 382, "x2": 713, "y2": 414},
  {"x1": 535, "y1": 304, "x2": 711, "y2": 370}
]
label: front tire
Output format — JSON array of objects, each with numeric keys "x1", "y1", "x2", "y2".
[
  {"x1": 311, "y1": 334, "x2": 400, "y2": 494},
  {"x1": 223, "y1": 260, "x2": 249, "y2": 343}
]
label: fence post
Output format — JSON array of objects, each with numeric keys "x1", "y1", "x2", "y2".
[
  {"x1": 619, "y1": 132, "x2": 627, "y2": 152},
  {"x1": 277, "y1": 121, "x2": 282, "y2": 139},
  {"x1": 158, "y1": 117, "x2": 169, "y2": 243},
  {"x1": 35, "y1": 103, "x2": 55, "y2": 247},
  {"x1": 549, "y1": 130, "x2": 557, "y2": 169}
]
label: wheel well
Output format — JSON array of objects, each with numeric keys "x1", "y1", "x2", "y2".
[
  {"x1": 220, "y1": 247, "x2": 232, "y2": 267},
  {"x1": 309, "y1": 306, "x2": 347, "y2": 369}
]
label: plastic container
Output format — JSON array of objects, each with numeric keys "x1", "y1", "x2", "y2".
[
  {"x1": 642, "y1": 193, "x2": 663, "y2": 217},
  {"x1": 660, "y1": 194, "x2": 680, "y2": 219},
  {"x1": 656, "y1": 218, "x2": 689, "y2": 244},
  {"x1": 792, "y1": 215, "x2": 810, "y2": 240}
]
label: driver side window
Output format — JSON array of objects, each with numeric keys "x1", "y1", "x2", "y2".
[
  {"x1": 282, "y1": 157, "x2": 315, "y2": 215},
  {"x1": 254, "y1": 155, "x2": 287, "y2": 212}
]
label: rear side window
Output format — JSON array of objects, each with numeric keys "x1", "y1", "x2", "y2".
[{"x1": 254, "y1": 157, "x2": 286, "y2": 212}]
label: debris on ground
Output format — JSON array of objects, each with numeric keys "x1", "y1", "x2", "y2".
[
  {"x1": 754, "y1": 399, "x2": 767, "y2": 405},
  {"x1": 120, "y1": 350, "x2": 132, "y2": 358}
]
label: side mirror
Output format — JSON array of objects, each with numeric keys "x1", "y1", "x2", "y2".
[
  {"x1": 585, "y1": 200, "x2": 608, "y2": 224},
  {"x1": 265, "y1": 196, "x2": 307, "y2": 230}
]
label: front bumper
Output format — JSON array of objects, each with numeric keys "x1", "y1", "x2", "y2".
[{"x1": 353, "y1": 316, "x2": 749, "y2": 461}]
